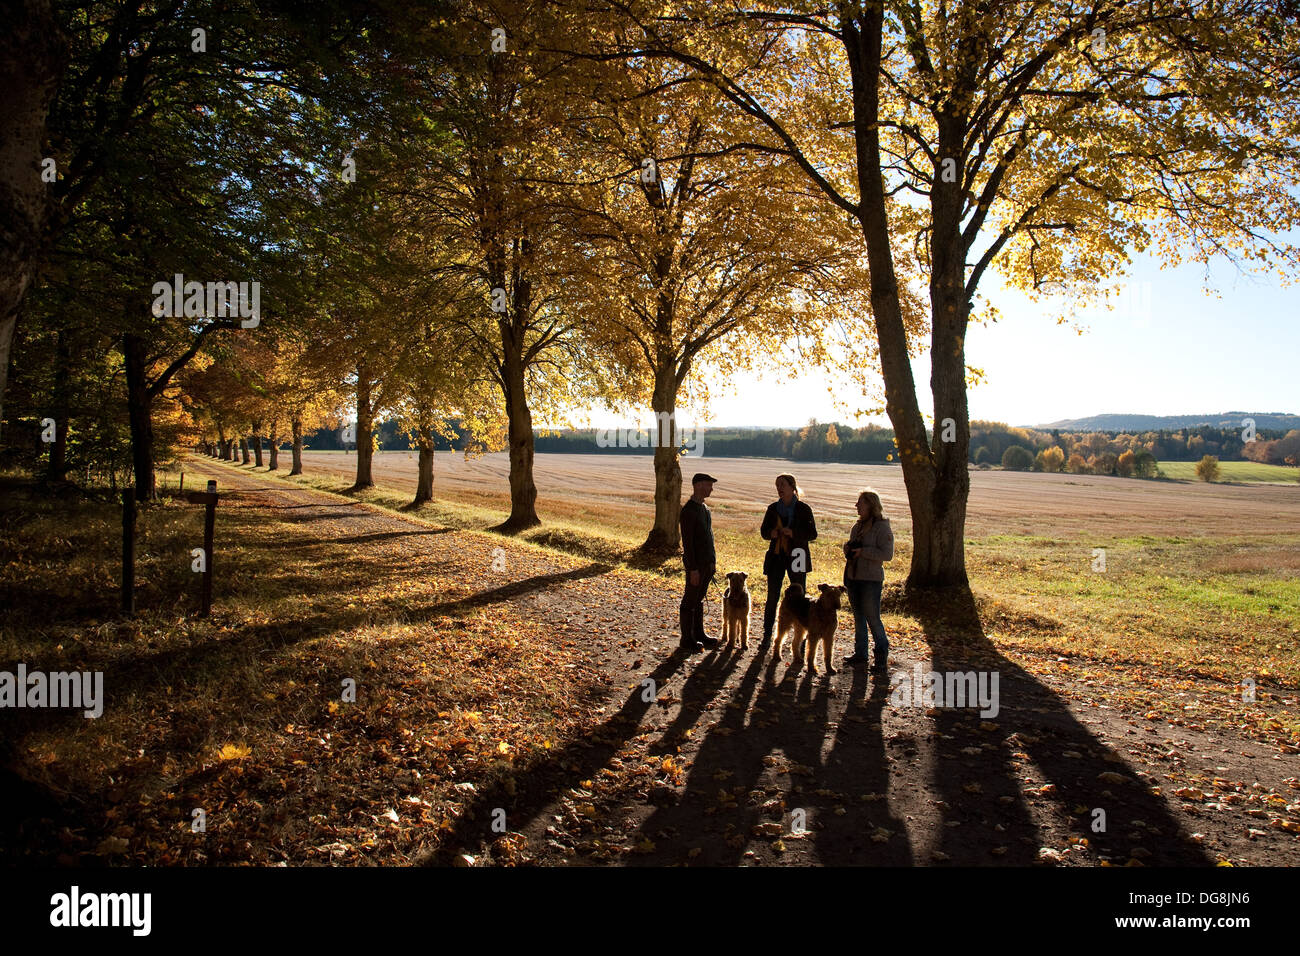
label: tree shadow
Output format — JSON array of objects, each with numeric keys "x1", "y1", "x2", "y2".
[
  {"x1": 408, "y1": 563, "x2": 614, "y2": 619},
  {"x1": 258, "y1": 528, "x2": 455, "y2": 549},
  {"x1": 623, "y1": 548, "x2": 683, "y2": 577},
  {"x1": 489, "y1": 516, "x2": 543, "y2": 535},
  {"x1": 904, "y1": 586, "x2": 1213, "y2": 865},
  {"x1": 256, "y1": 502, "x2": 359, "y2": 512},
  {"x1": 417, "y1": 651, "x2": 691, "y2": 865}
]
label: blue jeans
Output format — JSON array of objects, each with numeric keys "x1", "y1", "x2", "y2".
[{"x1": 846, "y1": 579, "x2": 888, "y2": 661}]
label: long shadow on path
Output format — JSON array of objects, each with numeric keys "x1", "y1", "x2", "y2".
[
  {"x1": 813, "y1": 668, "x2": 914, "y2": 864},
  {"x1": 910, "y1": 587, "x2": 1212, "y2": 865},
  {"x1": 418, "y1": 652, "x2": 691, "y2": 865},
  {"x1": 631, "y1": 640, "x2": 915, "y2": 866}
]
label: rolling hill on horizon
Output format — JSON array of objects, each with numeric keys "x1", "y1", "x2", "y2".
[{"x1": 1034, "y1": 412, "x2": 1300, "y2": 432}]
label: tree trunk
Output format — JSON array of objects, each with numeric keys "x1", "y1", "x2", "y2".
[
  {"x1": 643, "y1": 365, "x2": 683, "y2": 552},
  {"x1": 45, "y1": 328, "x2": 69, "y2": 482},
  {"x1": 846, "y1": 11, "x2": 968, "y2": 589},
  {"x1": 267, "y1": 426, "x2": 279, "y2": 470},
  {"x1": 0, "y1": 0, "x2": 64, "y2": 441},
  {"x1": 123, "y1": 334, "x2": 156, "y2": 502},
  {"x1": 916, "y1": 109, "x2": 973, "y2": 589},
  {"x1": 251, "y1": 424, "x2": 263, "y2": 467},
  {"x1": 353, "y1": 363, "x2": 374, "y2": 489},
  {"x1": 290, "y1": 414, "x2": 303, "y2": 475},
  {"x1": 239, "y1": 438, "x2": 249, "y2": 464},
  {"x1": 47, "y1": 408, "x2": 67, "y2": 480},
  {"x1": 499, "y1": 350, "x2": 539, "y2": 529},
  {"x1": 413, "y1": 423, "x2": 434, "y2": 505},
  {"x1": 221, "y1": 438, "x2": 233, "y2": 460}
]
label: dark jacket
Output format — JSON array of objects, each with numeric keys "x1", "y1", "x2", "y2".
[
  {"x1": 760, "y1": 498, "x2": 817, "y2": 575},
  {"x1": 680, "y1": 498, "x2": 715, "y2": 573}
]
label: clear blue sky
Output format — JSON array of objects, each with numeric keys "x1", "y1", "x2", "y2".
[{"x1": 668, "y1": 249, "x2": 1299, "y2": 429}]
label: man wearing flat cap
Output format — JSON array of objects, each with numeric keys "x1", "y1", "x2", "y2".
[{"x1": 678, "y1": 473, "x2": 720, "y2": 653}]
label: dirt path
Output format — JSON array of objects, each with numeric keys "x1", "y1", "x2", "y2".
[{"x1": 185, "y1": 460, "x2": 1300, "y2": 866}]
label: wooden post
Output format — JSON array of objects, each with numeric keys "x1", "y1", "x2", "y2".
[
  {"x1": 121, "y1": 487, "x2": 136, "y2": 614},
  {"x1": 187, "y1": 480, "x2": 219, "y2": 616}
]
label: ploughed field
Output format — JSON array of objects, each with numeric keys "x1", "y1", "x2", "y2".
[{"x1": 297, "y1": 450, "x2": 1300, "y2": 541}]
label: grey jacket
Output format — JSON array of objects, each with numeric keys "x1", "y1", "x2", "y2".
[{"x1": 843, "y1": 517, "x2": 894, "y2": 582}]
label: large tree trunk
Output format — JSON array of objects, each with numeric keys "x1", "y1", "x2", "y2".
[
  {"x1": 499, "y1": 349, "x2": 539, "y2": 529},
  {"x1": 216, "y1": 425, "x2": 227, "y2": 458},
  {"x1": 267, "y1": 424, "x2": 279, "y2": 471},
  {"x1": 643, "y1": 363, "x2": 683, "y2": 552},
  {"x1": 413, "y1": 422, "x2": 434, "y2": 505},
  {"x1": 482, "y1": 118, "x2": 541, "y2": 531},
  {"x1": 239, "y1": 438, "x2": 249, "y2": 464},
  {"x1": 0, "y1": 0, "x2": 64, "y2": 441},
  {"x1": 915, "y1": 110, "x2": 973, "y2": 589},
  {"x1": 251, "y1": 423, "x2": 263, "y2": 467},
  {"x1": 290, "y1": 414, "x2": 303, "y2": 475},
  {"x1": 847, "y1": 11, "x2": 968, "y2": 589},
  {"x1": 123, "y1": 334, "x2": 156, "y2": 502},
  {"x1": 353, "y1": 363, "x2": 374, "y2": 489}
]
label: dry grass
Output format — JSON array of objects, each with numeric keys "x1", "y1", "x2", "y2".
[
  {"x1": 0, "y1": 477, "x2": 602, "y2": 865},
  {"x1": 1207, "y1": 548, "x2": 1300, "y2": 574}
]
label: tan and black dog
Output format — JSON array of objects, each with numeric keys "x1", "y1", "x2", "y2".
[
  {"x1": 721, "y1": 571, "x2": 752, "y2": 650},
  {"x1": 775, "y1": 583, "x2": 847, "y2": 674}
]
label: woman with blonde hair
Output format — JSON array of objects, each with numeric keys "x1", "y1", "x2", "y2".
[{"x1": 842, "y1": 488, "x2": 893, "y2": 673}]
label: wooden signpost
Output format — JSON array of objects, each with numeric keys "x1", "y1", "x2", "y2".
[
  {"x1": 121, "y1": 488, "x2": 136, "y2": 615},
  {"x1": 186, "y1": 479, "x2": 219, "y2": 616}
]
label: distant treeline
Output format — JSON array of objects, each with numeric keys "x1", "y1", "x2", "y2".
[
  {"x1": 534, "y1": 424, "x2": 900, "y2": 461},
  {"x1": 302, "y1": 419, "x2": 1300, "y2": 469},
  {"x1": 532, "y1": 421, "x2": 1300, "y2": 467},
  {"x1": 304, "y1": 420, "x2": 475, "y2": 452},
  {"x1": 968, "y1": 421, "x2": 1300, "y2": 468}
]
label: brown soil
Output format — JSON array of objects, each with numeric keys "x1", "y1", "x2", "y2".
[{"x1": 297, "y1": 450, "x2": 1300, "y2": 539}]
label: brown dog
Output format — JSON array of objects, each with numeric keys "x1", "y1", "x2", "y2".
[
  {"x1": 721, "y1": 571, "x2": 751, "y2": 650},
  {"x1": 775, "y1": 583, "x2": 847, "y2": 674}
]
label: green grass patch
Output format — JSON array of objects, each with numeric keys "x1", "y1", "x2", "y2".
[
  {"x1": 1158, "y1": 460, "x2": 1300, "y2": 484},
  {"x1": 968, "y1": 532, "x2": 1300, "y2": 685}
]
